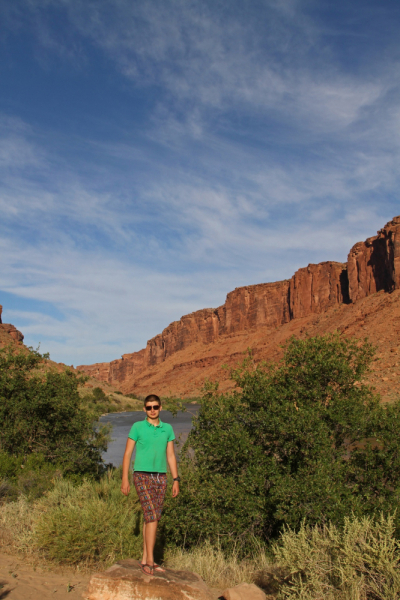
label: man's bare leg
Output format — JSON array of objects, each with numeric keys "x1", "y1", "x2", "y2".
[
  {"x1": 141, "y1": 521, "x2": 157, "y2": 573},
  {"x1": 141, "y1": 522, "x2": 165, "y2": 572},
  {"x1": 142, "y1": 523, "x2": 147, "y2": 565},
  {"x1": 144, "y1": 521, "x2": 158, "y2": 567}
]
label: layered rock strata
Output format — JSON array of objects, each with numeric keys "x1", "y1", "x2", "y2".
[{"x1": 78, "y1": 216, "x2": 400, "y2": 389}]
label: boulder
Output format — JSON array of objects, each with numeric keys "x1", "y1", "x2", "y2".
[
  {"x1": 83, "y1": 559, "x2": 214, "y2": 600},
  {"x1": 0, "y1": 323, "x2": 24, "y2": 342},
  {"x1": 220, "y1": 582, "x2": 267, "y2": 600}
]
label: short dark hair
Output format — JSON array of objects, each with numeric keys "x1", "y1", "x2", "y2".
[{"x1": 144, "y1": 394, "x2": 161, "y2": 406}]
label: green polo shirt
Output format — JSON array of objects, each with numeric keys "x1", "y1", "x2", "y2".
[{"x1": 128, "y1": 418, "x2": 175, "y2": 473}]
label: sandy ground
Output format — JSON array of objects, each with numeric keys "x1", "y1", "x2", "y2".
[
  {"x1": 0, "y1": 553, "x2": 225, "y2": 600},
  {"x1": 0, "y1": 553, "x2": 90, "y2": 600}
]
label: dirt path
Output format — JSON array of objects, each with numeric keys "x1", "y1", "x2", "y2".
[
  {"x1": 0, "y1": 554, "x2": 225, "y2": 600},
  {"x1": 0, "y1": 553, "x2": 90, "y2": 600}
]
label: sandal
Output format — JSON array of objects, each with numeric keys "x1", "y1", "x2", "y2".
[
  {"x1": 140, "y1": 563, "x2": 154, "y2": 576},
  {"x1": 141, "y1": 562, "x2": 165, "y2": 572}
]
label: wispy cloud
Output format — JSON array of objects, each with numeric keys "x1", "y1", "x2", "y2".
[{"x1": 0, "y1": 0, "x2": 399, "y2": 364}]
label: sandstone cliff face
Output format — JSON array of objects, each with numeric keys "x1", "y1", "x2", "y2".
[
  {"x1": 143, "y1": 281, "x2": 293, "y2": 369},
  {"x1": 78, "y1": 216, "x2": 400, "y2": 390},
  {"x1": 77, "y1": 262, "x2": 347, "y2": 385},
  {"x1": 289, "y1": 262, "x2": 348, "y2": 319},
  {"x1": 347, "y1": 216, "x2": 400, "y2": 302},
  {"x1": 223, "y1": 280, "x2": 291, "y2": 333}
]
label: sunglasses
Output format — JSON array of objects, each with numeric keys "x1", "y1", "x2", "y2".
[{"x1": 145, "y1": 404, "x2": 160, "y2": 411}]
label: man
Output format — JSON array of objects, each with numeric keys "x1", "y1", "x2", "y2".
[{"x1": 121, "y1": 394, "x2": 180, "y2": 575}]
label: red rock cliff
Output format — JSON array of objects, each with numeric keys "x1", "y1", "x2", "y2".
[
  {"x1": 347, "y1": 216, "x2": 400, "y2": 302},
  {"x1": 78, "y1": 216, "x2": 400, "y2": 388},
  {"x1": 289, "y1": 262, "x2": 348, "y2": 319},
  {"x1": 77, "y1": 266, "x2": 346, "y2": 385}
]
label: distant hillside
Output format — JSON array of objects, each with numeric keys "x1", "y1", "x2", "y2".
[
  {"x1": 77, "y1": 216, "x2": 400, "y2": 401},
  {"x1": 0, "y1": 305, "x2": 142, "y2": 411},
  {"x1": 0, "y1": 305, "x2": 24, "y2": 347}
]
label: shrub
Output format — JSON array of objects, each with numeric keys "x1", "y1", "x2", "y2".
[
  {"x1": 92, "y1": 387, "x2": 108, "y2": 402},
  {"x1": 165, "y1": 539, "x2": 274, "y2": 589},
  {"x1": 163, "y1": 334, "x2": 400, "y2": 549},
  {"x1": 161, "y1": 396, "x2": 186, "y2": 416},
  {"x1": 0, "y1": 451, "x2": 61, "y2": 501},
  {"x1": 274, "y1": 514, "x2": 400, "y2": 600},
  {"x1": 0, "y1": 470, "x2": 143, "y2": 566},
  {"x1": 0, "y1": 347, "x2": 110, "y2": 478},
  {"x1": 162, "y1": 391, "x2": 266, "y2": 550}
]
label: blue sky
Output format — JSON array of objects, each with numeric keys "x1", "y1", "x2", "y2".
[{"x1": 1, "y1": 0, "x2": 399, "y2": 366}]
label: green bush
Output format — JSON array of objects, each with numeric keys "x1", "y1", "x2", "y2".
[
  {"x1": 0, "y1": 470, "x2": 143, "y2": 566},
  {"x1": 0, "y1": 450, "x2": 22, "y2": 479},
  {"x1": 163, "y1": 334, "x2": 400, "y2": 549},
  {"x1": 274, "y1": 514, "x2": 400, "y2": 600},
  {"x1": 92, "y1": 387, "x2": 108, "y2": 402},
  {"x1": 162, "y1": 390, "x2": 266, "y2": 549},
  {"x1": 33, "y1": 471, "x2": 143, "y2": 565},
  {"x1": 0, "y1": 451, "x2": 61, "y2": 501},
  {"x1": 161, "y1": 396, "x2": 186, "y2": 416},
  {"x1": 0, "y1": 347, "x2": 110, "y2": 478}
]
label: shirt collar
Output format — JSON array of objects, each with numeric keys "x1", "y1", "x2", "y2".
[{"x1": 145, "y1": 417, "x2": 164, "y2": 429}]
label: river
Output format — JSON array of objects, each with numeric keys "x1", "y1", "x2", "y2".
[{"x1": 99, "y1": 404, "x2": 199, "y2": 467}]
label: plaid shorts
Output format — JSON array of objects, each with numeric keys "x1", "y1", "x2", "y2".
[{"x1": 133, "y1": 472, "x2": 167, "y2": 523}]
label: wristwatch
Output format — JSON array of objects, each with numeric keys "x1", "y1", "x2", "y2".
[{"x1": 173, "y1": 476, "x2": 181, "y2": 482}]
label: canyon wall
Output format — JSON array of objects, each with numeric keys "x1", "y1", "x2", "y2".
[
  {"x1": 77, "y1": 216, "x2": 400, "y2": 387},
  {"x1": 347, "y1": 216, "x2": 400, "y2": 302}
]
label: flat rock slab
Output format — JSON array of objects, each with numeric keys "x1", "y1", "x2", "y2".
[
  {"x1": 220, "y1": 583, "x2": 267, "y2": 600},
  {"x1": 83, "y1": 559, "x2": 214, "y2": 600}
]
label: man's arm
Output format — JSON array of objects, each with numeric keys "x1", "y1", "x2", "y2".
[
  {"x1": 121, "y1": 437, "x2": 135, "y2": 496},
  {"x1": 166, "y1": 440, "x2": 179, "y2": 498}
]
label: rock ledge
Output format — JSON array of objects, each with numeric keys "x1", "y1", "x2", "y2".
[{"x1": 83, "y1": 559, "x2": 214, "y2": 600}]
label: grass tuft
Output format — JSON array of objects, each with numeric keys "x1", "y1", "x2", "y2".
[
  {"x1": 0, "y1": 470, "x2": 143, "y2": 568},
  {"x1": 165, "y1": 540, "x2": 277, "y2": 591},
  {"x1": 274, "y1": 513, "x2": 400, "y2": 599}
]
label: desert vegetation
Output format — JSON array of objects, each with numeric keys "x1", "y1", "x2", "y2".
[{"x1": 1, "y1": 335, "x2": 400, "y2": 598}]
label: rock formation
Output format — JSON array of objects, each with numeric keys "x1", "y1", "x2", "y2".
[
  {"x1": 221, "y1": 583, "x2": 267, "y2": 600},
  {"x1": 289, "y1": 262, "x2": 349, "y2": 319},
  {"x1": 84, "y1": 559, "x2": 214, "y2": 600},
  {"x1": 0, "y1": 305, "x2": 24, "y2": 343},
  {"x1": 347, "y1": 216, "x2": 400, "y2": 302},
  {"x1": 77, "y1": 216, "x2": 400, "y2": 394}
]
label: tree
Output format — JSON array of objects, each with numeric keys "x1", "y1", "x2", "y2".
[
  {"x1": 0, "y1": 346, "x2": 109, "y2": 477},
  {"x1": 162, "y1": 334, "x2": 400, "y2": 549}
]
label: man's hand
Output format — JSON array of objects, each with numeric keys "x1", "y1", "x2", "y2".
[
  {"x1": 121, "y1": 479, "x2": 130, "y2": 496},
  {"x1": 172, "y1": 481, "x2": 179, "y2": 498}
]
